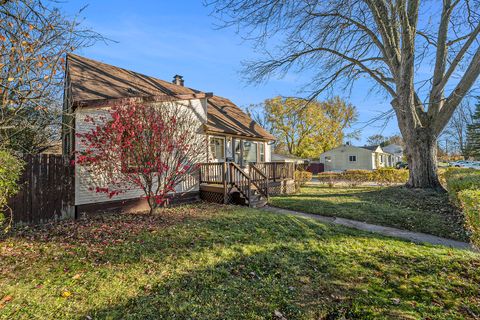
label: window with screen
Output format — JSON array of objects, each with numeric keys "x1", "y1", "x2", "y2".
[
  {"x1": 234, "y1": 139, "x2": 241, "y2": 163},
  {"x1": 242, "y1": 141, "x2": 258, "y2": 163},
  {"x1": 209, "y1": 137, "x2": 225, "y2": 160},
  {"x1": 259, "y1": 143, "x2": 265, "y2": 162}
]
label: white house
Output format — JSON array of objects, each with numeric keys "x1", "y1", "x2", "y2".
[
  {"x1": 319, "y1": 144, "x2": 394, "y2": 171},
  {"x1": 271, "y1": 153, "x2": 308, "y2": 165},
  {"x1": 382, "y1": 144, "x2": 404, "y2": 165},
  {"x1": 62, "y1": 54, "x2": 276, "y2": 211}
]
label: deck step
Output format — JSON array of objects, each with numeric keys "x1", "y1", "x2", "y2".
[
  {"x1": 249, "y1": 198, "x2": 268, "y2": 208},
  {"x1": 248, "y1": 193, "x2": 267, "y2": 208}
]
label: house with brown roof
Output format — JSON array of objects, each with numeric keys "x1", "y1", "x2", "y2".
[{"x1": 62, "y1": 54, "x2": 281, "y2": 209}]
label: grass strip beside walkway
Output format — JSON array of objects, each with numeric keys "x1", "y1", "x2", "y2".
[{"x1": 270, "y1": 185, "x2": 468, "y2": 241}]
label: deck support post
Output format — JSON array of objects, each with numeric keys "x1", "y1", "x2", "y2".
[{"x1": 223, "y1": 162, "x2": 228, "y2": 204}]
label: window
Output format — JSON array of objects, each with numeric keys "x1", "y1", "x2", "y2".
[
  {"x1": 234, "y1": 139, "x2": 241, "y2": 163},
  {"x1": 324, "y1": 156, "x2": 331, "y2": 162},
  {"x1": 349, "y1": 155, "x2": 357, "y2": 162},
  {"x1": 242, "y1": 140, "x2": 258, "y2": 164},
  {"x1": 209, "y1": 137, "x2": 225, "y2": 160},
  {"x1": 259, "y1": 143, "x2": 265, "y2": 162}
]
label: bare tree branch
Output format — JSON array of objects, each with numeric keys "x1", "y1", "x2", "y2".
[{"x1": 207, "y1": 0, "x2": 480, "y2": 188}]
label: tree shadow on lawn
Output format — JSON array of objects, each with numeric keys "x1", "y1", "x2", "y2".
[
  {"x1": 80, "y1": 229, "x2": 480, "y2": 320},
  {"x1": 2, "y1": 207, "x2": 479, "y2": 319},
  {"x1": 1, "y1": 205, "x2": 335, "y2": 279},
  {"x1": 285, "y1": 185, "x2": 455, "y2": 210},
  {"x1": 271, "y1": 186, "x2": 468, "y2": 241}
]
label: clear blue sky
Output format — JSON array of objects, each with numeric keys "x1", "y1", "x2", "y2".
[{"x1": 61, "y1": 0, "x2": 401, "y2": 144}]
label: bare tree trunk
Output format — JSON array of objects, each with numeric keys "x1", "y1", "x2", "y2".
[
  {"x1": 147, "y1": 197, "x2": 156, "y2": 214},
  {"x1": 404, "y1": 128, "x2": 443, "y2": 190}
]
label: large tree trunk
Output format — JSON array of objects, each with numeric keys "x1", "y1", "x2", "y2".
[{"x1": 404, "y1": 128, "x2": 443, "y2": 190}]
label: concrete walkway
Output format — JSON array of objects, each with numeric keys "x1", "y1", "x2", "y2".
[{"x1": 262, "y1": 206, "x2": 477, "y2": 251}]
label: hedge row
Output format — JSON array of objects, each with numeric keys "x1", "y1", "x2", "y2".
[
  {"x1": 317, "y1": 168, "x2": 409, "y2": 186},
  {"x1": 444, "y1": 168, "x2": 480, "y2": 248},
  {"x1": 0, "y1": 150, "x2": 24, "y2": 232},
  {"x1": 294, "y1": 170, "x2": 313, "y2": 192}
]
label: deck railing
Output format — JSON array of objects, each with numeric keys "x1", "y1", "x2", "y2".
[
  {"x1": 199, "y1": 162, "x2": 296, "y2": 184},
  {"x1": 254, "y1": 162, "x2": 295, "y2": 181},
  {"x1": 199, "y1": 162, "x2": 225, "y2": 184},
  {"x1": 249, "y1": 163, "x2": 269, "y2": 199},
  {"x1": 199, "y1": 162, "x2": 295, "y2": 205},
  {"x1": 229, "y1": 162, "x2": 250, "y2": 200}
]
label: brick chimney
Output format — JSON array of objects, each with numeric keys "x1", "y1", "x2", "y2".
[{"x1": 172, "y1": 74, "x2": 184, "y2": 86}]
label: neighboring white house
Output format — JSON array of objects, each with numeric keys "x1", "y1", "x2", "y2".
[
  {"x1": 62, "y1": 54, "x2": 275, "y2": 209},
  {"x1": 271, "y1": 153, "x2": 308, "y2": 165},
  {"x1": 382, "y1": 144, "x2": 404, "y2": 165},
  {"x1": 319, "y1": 144, "x2": 394, "y2": 171}
]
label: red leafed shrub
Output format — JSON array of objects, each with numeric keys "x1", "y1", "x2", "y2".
[{"x1": 75, "y1": 99, "x2": 206, "y2": 213}]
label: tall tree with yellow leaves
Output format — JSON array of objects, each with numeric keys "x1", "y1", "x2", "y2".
[{"x1": 264, "y1": 96, "x2": 357, "y2": 159}]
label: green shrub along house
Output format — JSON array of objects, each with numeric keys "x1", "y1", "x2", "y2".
[{"x1": 444, "y1": 168, "x2": 480, "y2": 247}]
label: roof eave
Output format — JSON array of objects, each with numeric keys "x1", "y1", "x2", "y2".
[
  {"x1": 72, "y1": 92, "x2": 213, "y2": 109},
  {"x1": 204, "y1": 128, "x2": 276, "y2": 141}
]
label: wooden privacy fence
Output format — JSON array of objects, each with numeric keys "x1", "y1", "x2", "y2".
[{"x1": 8, "y1": 154, "x2": 75, "y2": 225}]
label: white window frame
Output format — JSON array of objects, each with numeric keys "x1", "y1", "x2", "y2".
[
  {"x1": 242, "y1": 140, "x2": 258, "y2": 164},
  {"x1": 209, "y1": 136, "x2": 225, "y2": 162},
  {"x1": 348, "y1": 155, "x2": 357, "y2": 162},
  {"x1": 259, "y1": 142, "x2": 265, "y2": 162}
]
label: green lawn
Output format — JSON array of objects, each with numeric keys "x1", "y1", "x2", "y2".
[
  {"x1": 1, "y1": 204, "x2": 479, "y2": 319},
  {"x1": 271, "y1": 185, "x2": 469, "y2": 241}
]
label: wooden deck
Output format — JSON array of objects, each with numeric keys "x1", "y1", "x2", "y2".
[{"x1": 199, "y1": 162, "x2": 295, "y2": 207}]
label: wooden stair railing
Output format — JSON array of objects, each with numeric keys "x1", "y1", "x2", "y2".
[
  {"x1": 229, "y1": 162, "x2": 251, "y2": 202},
  {"x1": 249, "y1": 163, "x2": 269, "y2": 200}
]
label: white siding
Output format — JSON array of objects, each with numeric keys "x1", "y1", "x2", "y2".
[
  {"x1": 320, "y1": 146, "x2": 375, "y2": 171},
  {"x1": 225, "y1": 136, "x2": 233, "y2": 159},
  {"x1": 74, "y1": 99, "x2": 206, "y2": 205},
  {"x1": 265, "y1": 142, "x2": 272, "y2": 162}
]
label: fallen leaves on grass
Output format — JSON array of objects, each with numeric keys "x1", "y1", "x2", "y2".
[
  {"x1": 0, "y1": 203, "x2": 230, "y2": 274},
  {"x1": 0, "y1": 295, "x2": 12, "y2": 309},
  {"x1": 5, "y1": 203, "x2": 222, "y2": 246}
]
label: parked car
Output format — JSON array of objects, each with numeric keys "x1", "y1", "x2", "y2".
[
  {"x1": 450, "y1": 160, "x2": 472, "y2": 167},
  {"x1": 395, "y1": 161, "x2": 408, "y2": 169},
  {"x1": 464, "y1": 162, "x2": 480, "y2": 170}
]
